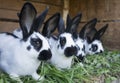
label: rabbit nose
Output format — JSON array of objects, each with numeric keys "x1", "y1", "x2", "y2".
[
  {"x1": 38, "y1": 49, "x2": 52, "y2": 61},
  {"x1": 100, "y1": 50, "x2": 103, "y2": 53},
  {"x1": 64, "y1": 46, "x2": 78, "y2": 57}
]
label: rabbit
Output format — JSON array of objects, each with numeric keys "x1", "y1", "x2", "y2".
[
  {"x1": 42, "y1": 14, "x2": 78, "y2": 69},
  {"x1": 0, "y1": 2, "x2": 52, "y2": 82},
  {"x1": 78, "y1": 18, "x2": 108, "y2": 55},
  {"x1": 84, "y1": 23, "x2": 108, "y2": 55},
  {"x1": 66, "y1": 13, "x2": 86, "y2": 61}
]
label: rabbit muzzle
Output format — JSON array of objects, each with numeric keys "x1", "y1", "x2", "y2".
[
  {"x1": 64, "y1": 46, "x2": 78, "y2": 57},
  {"x1": 38, "y1": 49, "x2": 52, "y2": 61}
]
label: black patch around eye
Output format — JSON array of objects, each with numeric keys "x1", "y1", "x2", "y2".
[
  {"x1": 30, "y1": 38, "x2": 42, "y2": 51},
  {"x1": 27, "y1": 45, "x2": 31, "y2": 51},
  {"x1": 91, "y1": 44, "x2": 98, "y2": 52},
  {"x1": 59, "y1": 37, "x2": 66, "y2": 49}
]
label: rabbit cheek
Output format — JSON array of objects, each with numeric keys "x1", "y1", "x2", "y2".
[
  {"x1": 38, "y1": 49, "x2": 52, "y2": 60},
  {"x1": 64, "y1": 46, "x2": 77, "y2": 57}
]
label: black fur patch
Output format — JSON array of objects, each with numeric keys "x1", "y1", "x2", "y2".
[
  {"x1": 59, "y1": 37, "x2": 66, "y2": 49},
  {"x1": 30, "y1": 38, "x2": 42, "y2": 51},
  {"x1": 38, "y1": 49, "x2": 52, "y2": 60},
  {"x1": 77, "y1": 55, "x2": 84, "y2": 61},
  {"x1": 64, "y1": 46, "x2": 77, "y2": 57},
  {"x1": 91, "y1": 44, "x2": 98, "y2": 52},
  {"x1": 5, "y1": 32, "x2": 18, "y2": 38},
  {"x1": 95, "y1": 50, "x2": 103, "y2": 54},
  {"x1": 82, "y1": 45, "x2": 85, "y2": 53},
  {"x1": 27, "y1": 45, "x2": 31, "y2": 51}
]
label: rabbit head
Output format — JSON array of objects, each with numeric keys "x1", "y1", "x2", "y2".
[
  {"x1": 85, "y1": 24, "x2": 108, "y2": 55},
  {"x1": 56, "y1": 15, "x2": 78, "y2": 57}
]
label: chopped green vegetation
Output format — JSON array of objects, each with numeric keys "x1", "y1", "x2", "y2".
[{"x1": 0, "y1": 50, "x2": 120, "y2": 83}]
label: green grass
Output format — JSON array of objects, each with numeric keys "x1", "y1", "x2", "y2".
[{"x1": 0, "y1": 50, "x2": 120, "y2": 83}]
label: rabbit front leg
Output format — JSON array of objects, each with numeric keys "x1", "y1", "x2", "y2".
[
  {"x1": 32, "y1": 72, "x2": 44, "y2": 81},
  {"x1": 9, "y1": 73, "x2": 23, "y2": 83}
]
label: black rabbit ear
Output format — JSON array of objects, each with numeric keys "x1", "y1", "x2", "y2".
[
  {"x1": 66, "y1": 14, "x2": 71, "y2": 30},
  {"x1": 58, "y1": 16, "x2": 65, "y2": 34},
  {"x1": 42, "y1": 13, "x2": 60, "y2": 38},
  {"x1": 79, "y1": 18, "x2": 97, "y2": 39},
  {"x1": 19, "y1": 2, "x2": 37, "y2": 39},
  {"x1": 86, "y1": 36, "x2": 93, "y2": 44},
  {"x1": 66, "y1": 13, "x2": 82, "y2": 33},
  {"x1": 93, "y1": 24, "x2": 108, "y2": 40},
  {"x1": 29, "y1": 7, "x2": 49, "y2": 34}
]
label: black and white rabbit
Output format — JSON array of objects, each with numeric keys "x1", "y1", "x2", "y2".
[
  {"x1": 85, "y1": 24, "x2": 108, "y2": 55},
  {"x1": 42, "y1": 15, "x2": 78, "y2": 69},
  {"x1": 79, "y1": 18, "x2": 108, "y2": 55},
  {"x1": 0, "y1": 2, "x2": 52, "y2": 82},
  {"x1": 66, "y1": 13, "x2": 86, "y2": 61}
]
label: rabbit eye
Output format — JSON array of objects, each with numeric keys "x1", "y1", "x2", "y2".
[
  {"x1": 91, "y1": 44, "x2": 98, "y2": 52},
  {"x1": 59, "y1": 37, "x2": 66, "y2": 48},
  {"x1": 31, "y1": 38, "x2": 42, "y2": 51}
]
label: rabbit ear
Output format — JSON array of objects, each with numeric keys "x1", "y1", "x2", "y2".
[
  {"x1": 86, "y1": 36, "x2": 93, "y2": 44},
  {"x1": 42, "y1": 13, "x2": 60, "y2": 38},
  {"x1": 66, "y1": 13, "x2": 82, "y2": 33},
  {"x1": 69, "y1": 13, "x2": 82, "y2": 39},
  {"x1": 93, "y1": 24, "x2": 108, "y2": 40},
  {"x1": 58, "y1": 16, "x2": 65, "y2": 34},
  {"x1": 66, "y1": 14, "x2": 71, "y2": 30},
  {"x1": 19, "y1": 2, "x2": 37, "y2": 39},
  {"x1": 29, "y1": 7, "x2": 49, "y2": 34},
  {"x1": 79, "y1": 18, "x2": 97, "y2": 39}
]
